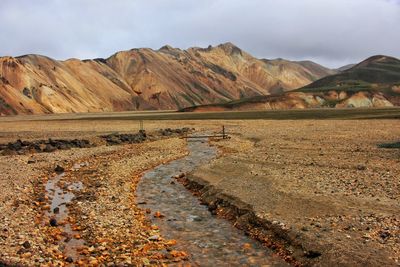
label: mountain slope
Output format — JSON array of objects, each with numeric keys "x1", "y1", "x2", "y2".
[
  {"x1": 0, "y1": 43, "x2": 334, "y2": 115},
  {"x1": 300, "y1": 55, "x2": 400, "y2": 91},
  {"x1": 182, "y1": 55, "x2": 400, "y2": 111},
  {"x1": 336, "y1": 64, "x2": 356, "y2": 72}
]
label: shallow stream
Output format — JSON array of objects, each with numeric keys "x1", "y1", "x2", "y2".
[
  {"x1": 45, "y1": 163, "x2": 87, "y2": 261},
  {"x1": 137, "y1": 138, "x2": 287, "y2": 266}
]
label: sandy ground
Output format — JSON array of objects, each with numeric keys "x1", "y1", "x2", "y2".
[
  {"x1": 0, "y1": 117, "x2": 399, "y2": 266},
  {"x1": 193, "y1": 120, "x2": 400, "y2": 266}
]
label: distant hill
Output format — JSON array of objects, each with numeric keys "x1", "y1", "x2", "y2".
[
  {"x1": 299, "y1": 55, "x2": 400, "y2": 92},
  {"x1": 182, "y1": 55, "x2": 400, "y2": 112},
  {"x1": 0, "y1": 43, "x2": 334, "y2": 115}
]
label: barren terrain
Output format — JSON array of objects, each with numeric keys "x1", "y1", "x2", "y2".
[
  {"x1": 191, "y1": 120, "x2": 400, "y2": 266},
  {"x1": 0, "y1": 43, "x2": 335, "y2": 115},
  {"x1": 0, "y1": 113, "x2": 399, "y2": 266}
]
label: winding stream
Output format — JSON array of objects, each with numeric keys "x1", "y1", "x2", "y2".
[{"x1": 137, "y1": 138, "x2": 287, "y2": 266}]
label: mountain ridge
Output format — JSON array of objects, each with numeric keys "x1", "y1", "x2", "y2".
[
  {"x1": 182, "y1": 54, "x2": 400, "y2": 112},
  {"x1": 0, "y1": 43, "x2": 336, "y2": 115}
]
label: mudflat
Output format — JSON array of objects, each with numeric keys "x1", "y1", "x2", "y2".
[{"x1": 0, "y1": 115, "x2": 399, "y2": 266}]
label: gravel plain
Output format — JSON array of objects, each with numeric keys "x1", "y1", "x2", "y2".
[
  {"x1": 193, "y1": 119, "x2": 400, "y2": 266},
  {"x1": 0, "y1": 117, "x2": 399, "y2": 266}
]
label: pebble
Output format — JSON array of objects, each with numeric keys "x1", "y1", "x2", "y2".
[
  {"x1": 148, "y1": 235, "x2": 160, "y2": 241},
  {"x1": 54, "y1": 165, "x2": 64, "y2": 173},
  {"x1": 49, "y1": 218, "x2": 57, "y2": 227},
  {"x1": 22, "y1": 241, "x2": 31, "y2": 249}
]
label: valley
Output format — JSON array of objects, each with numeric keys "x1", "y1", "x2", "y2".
[{"x1": 0, "y1": 111, "x2": 399, "y2": 266}]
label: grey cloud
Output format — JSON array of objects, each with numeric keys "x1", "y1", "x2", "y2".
[{"x1": 0, "y1": 0, "x2": 399, "y2": 68}]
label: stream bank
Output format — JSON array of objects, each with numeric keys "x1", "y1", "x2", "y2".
[{"x1": 137, "y1": 137, "x2": 288, "y2": 266}]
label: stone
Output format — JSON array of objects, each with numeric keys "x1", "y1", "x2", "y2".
[
  {"x1": 49, "y1": 218, "x2": 57, "y2": 227},
  {"x1": 22, "y1": 241, "x2": 31, "y2": 249},
  {"x1": 356, "y1": 164, "x2": 366, "y2": 171},
  {"x1": 44, "y1": 144, "x2": 56, "y2": 153},
  {"x1": 148, "y1": 235, "x2": 160, "y2": 241},
  {"x1": 54, "y1": 165, "x2": 64, "y2": 173},
  {"x1": 65, "y1": 256, "x2": 73, "y2": 263}
]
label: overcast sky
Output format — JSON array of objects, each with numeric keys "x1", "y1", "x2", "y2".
[{"x1": 0, "y1": 0, "x2": 399, "y2": 68}]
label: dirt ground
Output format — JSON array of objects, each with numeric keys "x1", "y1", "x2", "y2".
[
  {"x1": 0, "y1": 117, "x2": 399, "y2": 266},
  {"x1": 192, "y1": 120, "x2": 400, "y2": 266}
]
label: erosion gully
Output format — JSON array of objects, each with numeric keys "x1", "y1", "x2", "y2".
[{"x1": 137, "y1": 137, "x2": 288, "y2": 266}]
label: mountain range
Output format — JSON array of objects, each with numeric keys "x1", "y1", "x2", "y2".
[
  {"x1": 0, "y1": 43, "x2": 398, "y2": 115},
  {"x1": 0, "y1": 43, "x2": 336, "y2": 115},
  {"x1": 182, "y1": 55, "x2": 400, "y2": 112}
]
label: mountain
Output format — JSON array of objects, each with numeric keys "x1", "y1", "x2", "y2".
[
  {"x1": 182, "y1": 55, "x2": 400, "y2": 111},
  {"x1": 300, "y1": 55, "x2": 400, "y2": 90},
  {"x1": 0, "y1": 43, "x2": 335, "y2": 115},
  {"x1": 336, "y1": 64, "x2": 356, "y2": 72}
]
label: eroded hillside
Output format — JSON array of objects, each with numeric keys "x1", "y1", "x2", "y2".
[
  {"x1": 0, "y1": 43, "x2": 335, "y2": 115},
  {"x1": 184, "y1": 55, "x2": 400, "y2": 111}
]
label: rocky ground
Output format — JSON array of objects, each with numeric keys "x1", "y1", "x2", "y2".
[
  {"x1": 0, "y1": 117, "x2": 399, "y2": 266},
  {"x1": 0, "y1": 122, "x2": 191, "y2": 266},
  {"x1": 189, "y1": 120, "x2": 400, "y2": 266}
]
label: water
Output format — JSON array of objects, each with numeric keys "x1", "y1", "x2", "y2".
[
  {"x1": 45, "y1": 163, "x2": 87, "y2": 261},
  {"x1": 137, "y1": 138, "x2": 288, "y2": 266}
]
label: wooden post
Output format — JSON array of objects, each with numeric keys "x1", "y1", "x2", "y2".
[
  {"x1": 222, "y1": 125, "x2": 226, "y2": 139},
  {"x1": 139, "y1": 120, "x2": 144, "y2": 131}
]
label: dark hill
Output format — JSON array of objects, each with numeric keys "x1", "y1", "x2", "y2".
[{"x1": 298, "y1": 55, "x2": 400, "y2": 93}]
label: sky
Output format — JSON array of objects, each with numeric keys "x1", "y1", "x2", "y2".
[{"x1": 0, "y1": 0, "x2": 399, "y2": 68}]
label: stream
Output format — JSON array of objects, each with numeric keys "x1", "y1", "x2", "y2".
[
  {"x1": 137, "y1": 137, "x2": 288, "y2": 266},
  {"x1": 45, "y1": 163, "x2": 87, "y2": 261}
]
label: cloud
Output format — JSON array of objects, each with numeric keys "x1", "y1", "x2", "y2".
[{"x1": 0, "y1": 0, "x2": 399, "y2": 67}]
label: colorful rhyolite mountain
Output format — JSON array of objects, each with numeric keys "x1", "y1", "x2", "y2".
[
  {"x1": 0, "y1": 43, "x2": 337, "y2": 115},
  {"x1": 183, "y1": 55, "x2": 400, "y2": 111}
]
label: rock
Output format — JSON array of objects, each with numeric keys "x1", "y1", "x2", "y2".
[
  {"x1": 27, "y1": 159, "x2": 36, "y2": 164},
  {"x1": 53, "y1": 207, "x2": 60, "y2": 214},
  {"x1": 44, "y1": 144, "x2": 56, "y2": 153},
  {"x1": 21, "y1": 252, "x2": 32, "y2": 258},
  {"x1": 49, "y1": 218, "x2": 57, "y2": 227},
  {"x1": 188, "y1": 215, "x2": 202, "y2": 222},
  {"x1": 22, "y1": 241, "x2": 31, "y2": 249},
  {"x1": 7, "y1": 140, "x2": 23, "y2": 151},
  {"x1": 356, "y1": 164, "x2": 366, "y2": 171},
  {"x1": 139, "y1": 129, "x2": 147, "y2": 137},
  {"x1": 304, "y1": 250, "x2": 322, "y2": 258},
  {"x1": 54, "y1": 165, "x2": 64, "y2": 173},
  {"x1": 301, "y1": 226, "x2": 309, "y2": 232},
  {"x1": 379, "y1": 230, "x2": 391, "y2": 239},
  {"x1": 148, "y1": 235, "x2": 160, "y2": 241},
  {"x1": 65, "y1": 256, "x2": 73, "y2": 263}
]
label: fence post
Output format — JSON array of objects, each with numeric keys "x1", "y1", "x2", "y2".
[{"x1": 139, "y1": 120, "x2": 144, "y2": 131}]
